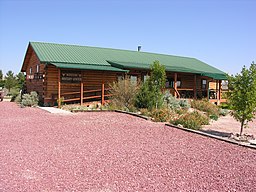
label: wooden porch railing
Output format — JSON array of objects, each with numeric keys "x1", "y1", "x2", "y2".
[
  {"x1": 58, "y1": 85, "x2": 227, "y2": 107},
  {"x1": 59, "y1": 84, "x2": 112, "y2": 106},
  {"x1": 163, "y1": 87, "x2": 226, "y2": 104}
]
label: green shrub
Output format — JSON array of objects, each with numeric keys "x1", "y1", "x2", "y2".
[
  {"x1": 135, "y1": 81, "x2": 156, "y2": 109},
  {"x1": 219, "y1": 108, "x2": 229, "y2": 116},
  {"x1": 150, "y1": 108, "x2": 172, "y2": 122},
  {"x1": 135, "y1": 61, "x2": 166, "y2": 110},
  {"x1": 10, "y1": 88, "x2": 20, "y2": 102},
  {"x1": 135, "y1": 80, "x2": 165, "y2": 110},
  {"x1": 57, "y1": 96, "x2": 64, "y2": 107},
  {"x1": 14, "y1": 93, "x2": 22, "y2": 103},
  {"x1": 139, "y1": 108, "x2": 150, "y2": 116},
  {"x1": 109, "y1": 77, "x2": 139, "y2": 111},
  {"x1": 179, "y1": 99, "x2": 191, "y2": 109},
  {"x1": 191, "y1": 99, "x2": 219, "y2": 118},
  {"x1": 163, "y1": 91, "x2": 180, "y2": 110},
  {"x1": 20, "y1": 91, "x2": 39, "y2": 107},
  {"x1": 175, "y1": 108, "x2": 188, "y2": 115},
  {"x1": 209, "y1": 114, "x2": 219, "y2": 120},
  {"x1": 219, "y1": 103, "x2": 231, "y2": 109},
  {"x1": 170, "y1": 111, "x2": 209, "y2": 130}
]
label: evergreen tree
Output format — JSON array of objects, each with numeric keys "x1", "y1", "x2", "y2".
[
  {"x1": 135, "y1": 61, "x2": 166, "y2": 109},
  {"x1": 16, "y1": 72, "x2": 25, "y2": 89},
  {"x1": 0, "y1": 70, "x2": 3, "y2": 80},
  {"x1": 0, "y1": 70, "x2": 4, "y2": 88},
  {"x1": 4, "y1": 70, "x2": 17, "y2": 92}
]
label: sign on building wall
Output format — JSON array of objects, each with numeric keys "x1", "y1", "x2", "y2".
[{"x1": 61, "y1": 71, "x2": 82, "y2": 83}]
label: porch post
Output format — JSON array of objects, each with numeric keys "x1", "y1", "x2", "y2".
[
  {"x1": 216, "y1": 80, "x2": 219, "y2": 100},
  {"x1": 58, "y1": 68, "x2": 61, "y2": 108},
  {"x1": 102, "y1": 72, "x2": 105, "y2": 105},
  {"x1": 193, "y1": 75, "x2": 197, "y2": 99},
  {"x1": 218, "y1": 80, "x2": 222, "y2": 104},
  {"x1": 207, "y1": 80, "x2": 209, "y2": 100},
  {"x1": 174, "y1": 73, "x2": 177, "y2": 98},
  {"x1": 101, "y1": 82, "x2": 105, "y2": 105},
  {"x1": 80, "y1": 81, "x2": 83, "y2": 105}
]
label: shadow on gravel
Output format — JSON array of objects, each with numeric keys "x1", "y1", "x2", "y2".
[{"x1": 201, "y1": 129, "x2": 232, "y2": 138}]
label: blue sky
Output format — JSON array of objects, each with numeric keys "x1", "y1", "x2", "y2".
[{"x1": 0, "y1": 0, "x2": 255, "y2": 75}]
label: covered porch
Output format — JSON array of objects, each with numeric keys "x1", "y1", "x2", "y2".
[
  {"x1": 54, "y1": 67, "x2": 227, "y2": 107},
  {"x1": 163, "y1": 72, "x2": 227, "y2": 105}
]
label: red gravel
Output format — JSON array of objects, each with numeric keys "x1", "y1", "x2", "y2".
[{"x1": 0, "y1": 102, "x2": 256, "y2": 191}]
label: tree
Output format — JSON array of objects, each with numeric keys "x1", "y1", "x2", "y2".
[
  {"x1": 4, "y1": 70, "x2": 17, "y2": 92},
  {"x1": 228, "y1": 62, "x2": 256, "y2": 136},
  {"x1": 135, "y1": 61, "x2": 166, "y2": 109},
  {"x1": 0, "y1": 70, "x2": 4, "y2": 88},
  {"x1": 16, "y1": 72, "x2": 25, "y2": 89}
]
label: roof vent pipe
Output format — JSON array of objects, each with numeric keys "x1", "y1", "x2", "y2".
[{"x1": 138, "y1": 45, "x2": 141, "y2": 52}]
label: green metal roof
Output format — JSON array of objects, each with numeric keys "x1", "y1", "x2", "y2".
[
  {"x1": 29, "y1": 42, "x2": 227, "y2": 79},
  {"x1": 108, "y1": 61, "x2": 227, "y2": 79},
  {"x1": 51, "y1": 63, "x2": 128, "y2": 72},
  {"x1": 108, "y1": 61, "x2": 205, "y2": 73}
]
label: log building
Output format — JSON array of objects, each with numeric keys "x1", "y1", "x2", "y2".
[{"x1": 21, "y1": 42, "x2": 227, "y2": 106}]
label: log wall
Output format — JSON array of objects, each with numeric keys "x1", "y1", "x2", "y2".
[
  {"x1": 44, "y1": 65, "x2": 122, "y2": 104},
  {"x1": 25, "y1": 49, "x2": 45, "y2": 100}
]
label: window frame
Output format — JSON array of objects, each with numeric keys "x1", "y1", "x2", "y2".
[
  {"x1": 36, "y1": 64, "x2": 40, "y2": 73},
  {"x1": 143, "y1": 75, "x2": 149, "y2": 83},
  {"x1": 130, "y1": 75, "x2": 138, "y2": 84},
  {"x1": 202, "y1": 79, "x2": 207, "y2": 89},
  {"x1": 165, "y1": 78, "x2": 181, "y2": 88}
]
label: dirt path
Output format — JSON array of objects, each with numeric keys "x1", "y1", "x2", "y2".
[
  {"x1": 1, "y1": 102, "x2": 256, "y2": 191},
  {"x1": 202, "y1": 115, "x2": 256, "y2": 137}
]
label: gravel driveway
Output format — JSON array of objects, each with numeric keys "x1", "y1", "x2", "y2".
[
  {"x1": 0, "y1": 102, "x2": 256, "y2": 191},
  {"x1": 202, "y1": 114, "x2": 256, "y2": 137}
]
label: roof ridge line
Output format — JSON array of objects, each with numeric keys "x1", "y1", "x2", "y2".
[{"x1": 29, "y1": 41, "x2": 196, "y2": 60}]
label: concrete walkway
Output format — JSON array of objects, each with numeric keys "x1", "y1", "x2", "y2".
[{"x1": 38, "y1": 106, "x2": 72, "y2": 114}]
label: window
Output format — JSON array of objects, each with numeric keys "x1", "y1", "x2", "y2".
[
  {"x1": 202, "y1": 79, "x2": 207, "y2": 89},
  {"x1": 130, "y1": 75, "x2": 137, "y2": 84},
  {"x1": 36, "y1": 64, "x2": 40, "y2": 73},
  {"x1": 143, "y1": 75, "x2": 149, "y2": 83},
  {"x1": 222, "y1": 80, "x2": 228, "y2": 90},
  {"x1": 117, "y1": 76, "x2": 123, "y2": 81},
  {"x1": 176, "y1": 81, "x2": 181, "y2": 88},
  {"x1": 29, "y1": 67, "x2": 32, "y2": 74},
  {"x1": 165, "y1": 78, "x2": 181, "y2": 88}
]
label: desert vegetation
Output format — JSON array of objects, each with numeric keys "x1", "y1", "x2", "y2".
[{"x1": 107, "y1": 61, "x2": 226, "y2": 130}]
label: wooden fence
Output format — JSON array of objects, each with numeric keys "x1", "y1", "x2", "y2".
[{"x1": 59, "y1": 83, "x2": 112, "y2": 106}]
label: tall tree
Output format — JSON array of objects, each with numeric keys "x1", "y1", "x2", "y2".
[
  {"x1": 228, "y1": 62, "x2": 256, "y2": 136},
  {"x1": 0, "y1": 70, "x2": 3, "y2": 80},
  {"x1": 135, "y1": 61, "x2": 166, "y2": 109},
  {"x1": 16, "y1": 72, "x2": 25, "y2": 89},
  {"x1": 0, "y1": 70, "x2": 4, "y2": 88},
  {"x1": 4, "y1": 70, "x2": 17, "y2": 92},
  {"x1": 148, "y1": 60, "x2": 166, "y2": 109}
]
